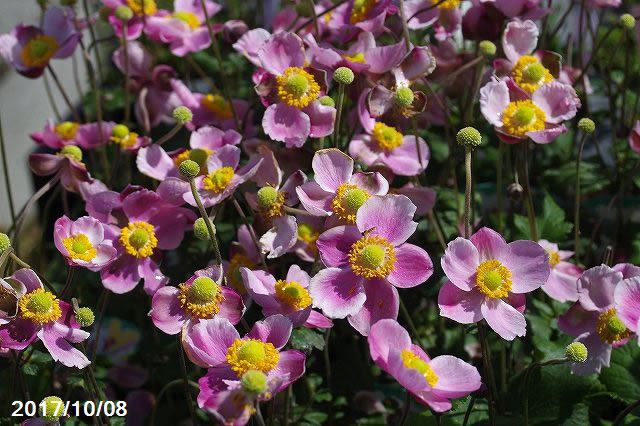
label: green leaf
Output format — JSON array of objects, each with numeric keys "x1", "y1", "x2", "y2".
[
  {"x1": 599, "y1": 344, "x2": 640, "y2": 403},
  {"x1": 290, "y1": 328, "x2": 326, "y2": 353}
]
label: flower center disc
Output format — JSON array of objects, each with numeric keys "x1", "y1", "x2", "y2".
[
  {"x1": 63, "y1": 234, "x2": 97, "y2": 261},
  {"x1": 475, "y1": 259, "x2": 512, "y2": 298},
  {"x1": 178, "y1": 276, "x2": 225, "y2": 318},
  {"x1": 401, "y1": 349, "x2": 439, "y2": 386},
  {"x1": 438, "y1": 0, "x2": 461, "y2": 9},
  {"x1": 202, "y1": 94, "x2": 234, "y2": 119},
  {"x1": 55, "y1": 121, "x2": 79, "y2": 140},
  {"x1": 512, "y1": 55, "x2": 553, "y2": 94},
  {"x1": 275, "y1": 280, "x2": 312, "y2": 310},
  {"x1": 21, "y1": 35, "x2": 59, "y2": 68},
  {"x1": 548, "y1": 251, "x2": 561, "y2": 268},
  {"x1": 257, "y1": 186, "x2": 285, "y2": 220},
  {"x1": 372, "y1": 122, "x2": 404, "y2": 151},
  {"x1": 276, "y1": 67, "x2": 320, "y2": 109},
  {"x1": 172, "y1": 11, "x2": 200, "y2": 29},
  {"x1": 227, "y1": 253, "x2": 254, "y2": 295},
  {"x1": 226, "y1": 338, "x2": 280, "y2": 377},
  {"x1": 501, "y1": 100, "x2": 546, "y2": 137},
  {"x1": 19, "y1": 288, "x2": 62, "y2": 325},
  {"x1": 126, "y1": 0, "x2": 157, "y2": 16},
  {"x1": 120, "y1": 221, "x2": 158, "y2": 258},
  {"x1": 350, "y1": 0, "x2": 377, "y2": 23},
  {"x1": 348, "y1": 235, "x2": 396, "y2": 279},
  {"x1": 203, "y1": 166, "x2": 235, "y2": 193},
  {"x1": 596, "y1": 308, "x2": 631, "y2": 344},
  {"x1": 331, "y1": 184, "x2": 370, "y2": 223}
]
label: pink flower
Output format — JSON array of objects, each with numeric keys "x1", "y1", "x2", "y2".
[
  {"x1": 480, "y1": 77, "x2": 580, "y2": 144},
  {"x1": 241, "y1": 265, "x2": 332, "y2": 329},
  {"x1": 182, "y1": 315, "x2": 305, "y2": 415},
  {"x1": 629, "y1": 121, "x2": 640, "y2": 155},
  {"x1": 224, "y1": 225, "x2": 264, "y2": 298},
  {"x1": 0, "y1": 7, "x2": 80, "y2": 78},
  {"x1": 614, "y1": 276, "x2": 640, "y2": 346},
  {"x1": 28, "y1": 148, "x2": 92, "y2": 193},
  {"x1": 325, "y1": 0, "x2": 397, "y2": 42},
  {"x1": 30, "y1": 120, "x2": 113, "y2": 150},
  {"x1": 246, "y1": 32, "x2": 336, "y2": 147},
  {"x1": 97, "y1": 187, "x2": 196, "y2": 294},
  {"x1": 538, "y1": 240, "x2": 582, "y2": 303},
  {"x1": 150, "y1": 266, "x2": 244, "y2": 335},
  {"x1": 438, "y1": 227, "x2": 550, "y2": 340},
  {"x1": 296, "y1": 149, "x2": 389, "y2": 228},
  {"x1": 310, "y1": 194, "x2": 433, "y2": 335},
  {"x1": 145, "y1": 0, "x2": 222, "y2": 56},
  {"x1": 368, "y1": 319, "x2": 481, "y2": 412},
  {"x1": 103, "y1": 0, "x2": 158, "y2": 41},
  {"x1": 402, "y1": 0, "x2": 463, "y2": 40},
  {"x1": 392, "y1": 183, "x2": 436, "y2": 217},
  {"x1": 54, "y1": 215, "x2": 118, "y2": 271},
  {"x1": 559, "y1": 265, "x2": 639, "y2": 374},
  {"x1": 0, "y1": 269, "x2": 90, "y2": 368}
]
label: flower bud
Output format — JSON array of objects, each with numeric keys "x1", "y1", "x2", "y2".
[
  {"x1": 60, "y1": 145, "x2": 83, "y2": 162},
  {"x1": 319, "y1": 95, "x2": 336, "y2": 108},
  {"x1": 479, "y1": 40, "x2": 497, "y2": 57},
  {"x1": 193, "y1": 217, "x2": 213, "y2": 240},
  {"x1": 620, "y1": 14, "x2": 636, "y2": 30},
  {"x1": 257, "y1": 186, "x2": 278, "y2": 209},
  {"x1": 507, "y1": 182, "x2": 524, "y2": 201},
  {"x1": 240, "y1": 370, "x2": 268, "y2": 394},
  {"x1": 112, "y1": 124, "x2": 130, "y2": 139},
  {"x1": 394, "y1": 87, "x2": 415, "y2": 107},
  {"x1": 40, "y1": 396, "x2": 64, "y2": 422},
  {"x1": 333, "y1": 67, "x2": 355, "y2": 85},
  {"x1": 565, "y1": 342, "x2": 588, "y2": 363},
  {"x1": 179, "y1": 160, "x2": 200, "y2": 178},
  {"x1": 578, "y1": 118, "x2": 595, "y2": 134},
  {"x1": 456, "y1": 127, "x2": 482, "y2": 148},
  {"x1": 75, "y1": 307, "x2": 95, "y2": 327},
  {"x1": 0, "y1": 233, "x2": 10, "y2": 252},
  {"x1": 173, "y1": 106, "x2": 193, "y2": 124},
  {"x1": 115, "y1": 5, "x2": 134, "y2": 22}
]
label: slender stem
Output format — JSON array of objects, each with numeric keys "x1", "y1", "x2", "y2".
[
  {"x1": 427, "y1": 211, "x2": 447, "y2": 251},
  {"x1": 478, "y1": 323, "x2": 497, "y2": 425},
  {"x1": 283, "y1": 386, "x2": 292, "y2": 426},
  {"x1": 292, "y1": 0, "x2": 347, "y2": 33},
  {"x1": 397, "y1": 0, "x2": 412, "y2": 51},
  {"x1": 497, "y1": 140, "x2": 504, "y2": 233},
  {"x1": 10, "y1": 174, "x2": 59, "y2": 240},
  {"x1": 334, "y1": 84, "x2": 346, "y2": 148},
  {"x1": 47, "y1": 65, "x2": 81, "y2": 123},
  {"x1": 462, "y1": 395, "x2": 476, "y2": 426},
  {"x1": 520, "y1": 142, "x2": 538, "y2": 240},
  {"x1": 324, "y1": 329, "x2": 334, "y2": 426},
  {"x1": 613, "y1": 399, "x2": 640, "y2": 426},
  {"x1": 188, "y1": 178, "x2": 224, "y2": 282},
  {"x1": 60, "y1": 266, "x2": 75, "y2": 298},
  {"x1": 186, "y1": 55, "x2": 219, "y2": 93},
  {"x1": 177, "y1": 336, "x2": 198, "y2": 424},
  {"x1": 399, "y1": 297, "x2": 420, "y2": 339},
  {"x1": 464, "y1": 146, "x2": 473, "y2": 238},
  {"x1": 9, "y1": 253, "x2": 58, "y2": 295},
  {"x1": 150, "y1": 379, "x2": 199, "y2": 426},
  {"x1": 398, "y1": 391, "x2": 411, "y2": 426},
  {"x1": 255, "y1": 402, "x2": 267, "y2": 426},
  {"x1": 121, "y1": 22, "x2": 131, "y2": 125},
  {"x1": 42, "y1": 74, "x2": 62, "y2": 121},
  {"x1": 574, "y1": 133, "x2": 588, "y2": 262},
  {"x1": 232, "y1": 197, "x2": 268, "y2": 270},
  {"x1": 90, "y1": 289, "x2": 110, "y2": 363},
  {"x1": 0, "y1": 115, "x2": 16, "y2": 230},
  {"x1": 156, "y1": 123, "x2": 184, "y2": 146},
  {"x1": 82, "y1": 0, "x2": 104, "y2": 83}
]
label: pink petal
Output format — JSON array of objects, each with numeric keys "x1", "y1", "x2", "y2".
[
  {"x1": 182, "y1": 317, "x2": 240, "y2": 368},
  {"x1": 614, "y1": 277, "x2": 640, "y2": 333},
  {"x1": 296, "y1": 181, "x2": 333, "y2": 216},
  {"x1": 430, "y1": 355, "x2": 481, "y2": 398},
  {"x1": 257, "y1": 32, "x2": 305, "y2": 75},
  {"x1": 316, "y1": 225, "x2": 361, "y2": 268},
  {"x1": 348, "y1": 279, "x2": 399, "y2": 336},
  {"x1": 150, "y1": 286, "x2": 187, "y2": 335},
  {"x1": 306, "y1": 102, "x2": 336, "y2": 138},
  {"x1": 387, "y1": 243, "x2": 433, "y2": 288},
  {"x1": 502, "y1": 19, "x2": 538, "y2": 63},
  {"x1": 531, "y1": 82, "x2": 580, "y2": 124},
  {"x1": 502, "y1": 240, "x2": 550, "y2": 293},
  {"x1": 577, "y1": 265, "x2": 622, "y2": 311},
  {"x1": 438, "y1": 281, "x2": 484, "y2": 324},
  {"x1": 368, "y1": 318, "x2": 412, "y2": 367},
  {"x1": 312, "y1": 148, "x2": 353, "y2": 193},
  {"x1": 309, "y1": 268, "x2": 366, "y2": 319},
  {"x1": 247, "y1": 314, "x2": 293, "y2": 349},
  {"x1": 39, "y1": 322, "x2": 90, "y2": 368},
  {"x1": 480, "y1": 298, "x2": 526, "y2": 341},
  {"x1": 269, "y1": 349, "x2": 306, "y2": 393},
  {"x1": 480, "y1": 79, "x2": 510, "y2": 127},
  {"x1": 441, "y1": 238, "x2": 480, "y2": 291},
  {"x1": 356, "y1": 195, "x2": 417, "y2": 246},
  {"x1": 262, "y1": 103, "x2": 311, "y2": 148}
]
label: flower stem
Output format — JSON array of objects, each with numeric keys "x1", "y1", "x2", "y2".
[
  {"x1": 324, "y1": 328, "x2": 334, "y2": 426},
  {"x1": 177, "y1": 335, "x2": 198, "y2": 425},
  {"x1": 464, "y1": 146, "x2": 473, "y2": 239},
  {"x1": 497, "y1": 140, "x2": 505, "y2": 233},
  {"x1": 121, "y1": 22, "x2": 131, "y2": 125},
  {"x1": 150, "y1": 379, "x2": 199, "y2": 426},
  {"x1": 399, "y1": 390, "x2": 412, "y2": 426},
  {"x1": 522, "y1": 358, "x2": 568, "y2": 426},
  {"x1": 574, "y1": 132, "x2": 588, "y2": 262},
  {"x1": 60, "y1": 266, "x2": 75, "y2": 298},
  {"x1": 231, "y1": 196, "x2": 268, "y2": 270},
  {"x1": 188, "y1": 178, "x2": 224, "y2": 282},
  {"x1": 90, "y1": 289, "x2": 110, "y2": 364},
  {"x1": 613, "y1": 399, "x2": 640, "y2": 426},
  {"x1": 0, "y1": 115, "x2": 16, "y2": 231},
  {"x1": 478, "y1": 323, "x2": 498, "y2": 425},
  {"x1": 47, "y1": 65, "x2": 81, "y2": 123},
  {"x1": 333, "y1": 84, "x2": 345, "y2": 148},
  {"x1": 155, "y1": 123, "x2": 184, "y2": 146},
  {"x1": 520, "y1": 142, "x2": 538, "y2": 240},
  {"x1": 462, "y1": 395, "x2": 476, "y2": 426},
  {"x1": 43, "y1": 73, "x2": 62, "y2": 121}
]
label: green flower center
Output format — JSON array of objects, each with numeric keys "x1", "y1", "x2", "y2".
[
  {"x1": 188, "y1": 148, "x2": 209, "y2": 166},
  {"x1": 482, "y1": 270, "x2": 503, "y2": 291},
  {"x1": 257, "y1": 186, "x2": 279, "y2": 209},
  {"x1": 71, "y1": 239, "x2": 91, "y2": 254},
  {"x1": 112, "y1": 124, "x2": 130, "y2": 139},
  {"x1": 188, "y1": 276, "x2": 219, "y2": 304},
  {"x1": 606, "y1": 315, "x2": 627, "y2": 336},
  {"x1": 129, "y1": 229, "x2": 150, "y2": 250},
  {"x1": 523, "y1": 63, "x2": 546, "y2": 84},
  {"x1": 60, "y1": 145, "x2": 83, "y2": 162},
  {"x1": 27, "y1": 292, "x2": 53, "y2": 314},
  {"x1": 358, "y1": 244, "x2": 386, "y2": 270},
  {"x1": 285, "y1": 74, "x2": 309, "y2": 97},
  {"x1": 238, "y1": 340, "x2": 267, "y2": 363},
  {"x1": 343, "y1": 188, "x2": 368, "y2": 212},
  {"x1": 241, "y1": 370, "x2": 268, "y2": 394},
  {"x1": 514, "y1": 106, "x2": 536, "y2": 126}
]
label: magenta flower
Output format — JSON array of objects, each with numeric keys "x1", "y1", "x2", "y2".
[
  {"x1": 28, "y1": 147, "x2": 92, "y2": 193},
  {"x1": 326, "y1": 0, "x2": 397, "y2": 42},
  {"x1": 402, "y1": 0, "x2": 463, "y2": 40},
  {"x1": 150, "y1": 266, "x2": 244, "y2": 335},
  {"x1": 558, "y1": 265, "x2": 639, "y2": 374},
  {"x1": 98, "y1": 188, "x2": 196, "y2": 294},
  {"x1": 368, "y1": 319, "x2": 481, "y2": 412},
  {"x1": 31, "y1": 120, "x2": 113, "y2": 150},
  {"x1": 224, "y1": 225, "x2": 264, "y2": 297},
  {"x1": 438, "y1": 227, "x2": 550, "y2": 341},
  {"x1": 241, "y1": 265, "x2": 332, "y2": 329},
  {"x1": 629, "y1": 121, "x2": 640, "y2": 155},
  {"x1": 296, "y1": 149, "x2": 389, "y2": 228},
  {"x1": 538, "y1": 240, "x2": 582, "y2": 303},
  {"x1": 0, "y1": 269, "x2": 90, "y2": 368},
  {"x1": 53, "y1": 215, "x2": 118, "y2": 271},
  {"x1": 291, "y1": 215, "x2": 325, "y2": 262},
  {"x1": 182, "y1": 315, "x2": 305, "y2": 410},
  {"x1": 145, "y1": 0, "x2": 222, "y2": 56},
  {"x1": 480, "y1": 77, "x2": 580, "y2": 144},
  {"x1": 614, "y1": 276, "x2": 640, "y2": 346},
  {"x1": 103, "y1": 0, "x2": 158, "y2": 41},
  {"x1": 247, "y1": 32, "x2": 336, "y2": 147},
  {"x1": 392, "y1": 183, "x2": 436, "y2": 217},
  {"x1": 137, "y1": 125, "x2": 241, "y2": 181},
  {"x1": 310, "y1": 194, "x2": 433, "y2": 335},
  {"x1": 0, "y1": 6, "x2": 80, "y2": 78}
]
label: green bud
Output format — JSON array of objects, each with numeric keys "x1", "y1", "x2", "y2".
[
  {"x1": 257, "y1": 186, "x2": 278, "y2": 209},
  {"x1": 112, "y1": 124, "x2": 130, "y2": 139},
  {"x1": 240, "y1": 370, "x2": 268, "y2": 394},
  {"x1": 40, "y1": 396, "x2": 64, "y2": 422},
  {"x1": 173, "y1": 106, "x2": 193, "y2": 124},
  {"x1": 456, "y1": 127, "x2": 482, "y2": 148},
  {"x1": 620, "y1": 14, "x2": 636, "y2": 30},
  {"x1": 179, "y1": 160, "x2": 200, "y2": 178},
  {"x1": 565, "y1": 342, "x2": 588, "y2": 363},
  {"x1": 193, "y1": 217, "x2": 213, "y2": 240},
  {"x1": 394, "y1": 87, "x2": 415, "y2": 107},
  {"x1": 333, "y1": 66, "x2": 355, "y2": 85},
  {"x1": 60, "y1": 145, "x2": 83, "y2": 162},
  {"x1": 75, "y1": 307, "x2": 95, "y2": 327},
  {"x1": 115, "y1": 5, "x2": 134, "y2": 22},
  {"x1": 479, "y1": 40, "x2": 497, "y2": 57},
  {"x1": 0, "y1": 233, "x2": 10, "y2": 252},
  {"x1": 318, "y1": 95, "x2": 336, "y2": 108},
  {"x1": 578, "y1": 118, "x2": 596, "y2": 134}
]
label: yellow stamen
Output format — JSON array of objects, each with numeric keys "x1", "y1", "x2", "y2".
[
  {"x1": 177, "y1": 276, "x2": 225, "y2": 318},
  {"x1": 331, "y1": 183, "x2": 370, "y2": 224},
  {"x1": 475, "y1": 259, "x2": 512, "y2": 299},
  {"x1": 401, "y1": 349, "x2": 439, "y2": 386},
  {"x1": 119, "y1": 221, "x2": 158, "y2": 258},
  {"x1": 21, "y1": 35, "x2": 59, "y2": 68},
  {"x1": 227, "y1": 253, "x2": 255, "y2": 295},
  {"x1": 257, "y1": 188, "x2": 286, "y2": 221},
  {"x1": 62, "y1": 234, "x2": 97, "y2": 262},
  {"x1": 348, "y1": 235, "x2": 396, "y2": 279},
  {"x1": 111, "y1": 131, "x2": 139, "y2": 148},
  {"x1": 226, "y1": 338, "x2": 280, "y2": 377},
  {"x1": 501, "y1": 100, "x2": 546, "y2": 138},
  {"x1": 18, "y1": 288, "x2": 61, "y2": 325},
  {"x1": 512, "y1": 55, "x2": 554, "y2": 94},
  {"x1": 274, "y1": 280, "x2": 312, "y2": 311},
  {"x1": 126, "y1": 0, "x2": 157, "y2": 16},
  {"x1": 172, "y1": 11, "x2": 200, "y2": 30},
  {"x1": 343, "y1": 52, "x2": 366, "y2": 64},
  {"x1": 203, "y1": 166, "x2": 235, "y2": 193},
  {"x1": 548, "y1": 251, "x2": 561, "y2": 268},
  {"x1": 596, "y1": 308, "x2": 631, "y2": 344},
  {"x1": 276, "y1": 67, "x2": 320, "y2": 109},
  {"x1": 436, "y1": 0, "x2": 461, "y2": 9},
  {"x1": 297, "y1": 223, "x2": 319, "y2": 247},
  {"x1": 350, "y1": 0, "x2": 377, "y2": 24},
  {"x1": 201, "y1": 94, "x2": 234, "y2": 120},
  {"x1": 54, "y1": 122, "x2": 79, "y2": 140},
  {"x1": 372, "y1": 122, "x2": 403, "y2": 151}
]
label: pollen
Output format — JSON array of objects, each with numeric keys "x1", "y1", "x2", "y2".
[
  {"x1": 18, "y1": 288, "x2": 62, "y2": 325},
  {"x1": 475, "y1": 259, "x2": 512, "y2": 299},
  {"x1": 596, "y1": 308, "x2": 631, "y2": 344},
  {"x1": 275, "y1": 280, "x2": 312, "y2": 311},
  {"x1": 21, "y1": 35, "x2": 59, "y2": 68},
  {"x1": 62, "y1": 234, "x2": 97, "y2": 262},
  {"x1": 276, "y1": 67, "x2": 320, "y2": 109},
  {"x1": 501, "y1": 100, "x2": 546, "y2": 138},
  {"x1": 401, "y1": 350, "x2": 439, "y2": 387},
  {"x1": 203, "y1": 166, "x2": 235, "y2": 193},
  {"x1": 119, "y1": 221, "x2": 158, "y2": 258},
  {"x1": 227, "y1": 253, "x2": 254, "y2": 295},
  {"x1": 201, "y1": 94, "x2": 234, "y2": 120},
  {"x1": 111, "y1": 131, "x2": 139, "y2": 148},
  {"x1": 226, "y1": 338, "x2": 280, "y2": 377},
  {"x1": 126, "y1": 0, "x2": 157, "y2": 16},
  {"x1": 298, "y1": 223, "x2": 319, "y2": 245},
  {"x1": 512, "y1": 55, "x2": 554, "y2": 94},
  {"x1": 173, "y1": 148, "x2": 213, "y2": 174},
  {"x1": 343, "y1": 52, "x2": 366, "y2": 64},
  {"x1": 548, "y1": 251, "x2": 561, "y2": 268},
  {"x1": 257, "y1": 186, "x2": 286, "y2": 221},
  {"x1": 54, "y1": 121, "x2": 79, "y2": 140},
  {"x1": 438, "y1": 0, "x2": 461, "y2": 9},
  {"x1": 331, "y1": 183, "x2": 370, "y2": 224},
  {"x1": 177, "y1": 276, "x2": 225, "y2": 318},
  {"x1": 350, "y1": 0, "x2": 377, "y2": 24},
  {"x1": 372, "y1": 122, "x2": 404, "y2": 151},
  {"x1": 348, "y1": 235, "x2": 396, "y2": 279},
  {"x1": 172, "y1": 11, "x2": 200, "y2": 30}
]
